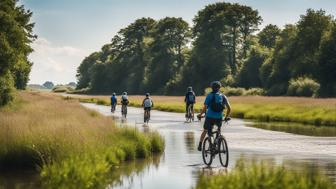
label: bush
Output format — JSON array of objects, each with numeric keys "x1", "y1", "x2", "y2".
[
  {"x1": 287, "y1": 77, "x2": 320, "y2": 97},
  {"x1": 196, "y1": 158, "x2": 336, "y2": 189},
  {"x1": 0, "y1": 72, "x2": 14, "y2": 106},
  {"x1": 205, "y1": 87, "x2": 265, "y2": 96},
  {"x1": 52, "y1": 85, "x2": 75, "y2": 93}
]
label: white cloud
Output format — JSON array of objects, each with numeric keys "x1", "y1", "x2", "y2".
[{"x1": 28, "y1": 37, "x2": 89, "y2": 84}]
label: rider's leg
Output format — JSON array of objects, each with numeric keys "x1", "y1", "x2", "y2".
[
  {"x1": 185, "y1": 103, "x2": 188, "y2": 117},
  {"x1": 198, "y1": 117, "x2": 212, "y2": 151},
  {"x1": 198, "y1": 130, "x2": 207, "y2": 151}
]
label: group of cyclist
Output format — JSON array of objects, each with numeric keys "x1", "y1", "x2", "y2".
[{"x1": 110, "y1": 81, "x2": 231, "y2": 151}]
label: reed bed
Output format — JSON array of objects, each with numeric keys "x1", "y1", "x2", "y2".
[
  {"x1": 0, "y1": 91, "x2": 164, "y2": 188},
  {"x1": 195, "y1": 159, "x2": 336, "y2": 189}
]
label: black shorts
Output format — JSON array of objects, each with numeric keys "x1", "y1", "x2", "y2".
[
  {"x1": 203, "y1": 117, "x2": 222, "y2": 135},
  {"x1": 144, "y1": 107, "x2": 151, "y2": 111},
  {"x1": 186, "y1": 103, "x2": 194, "y2": 111}
]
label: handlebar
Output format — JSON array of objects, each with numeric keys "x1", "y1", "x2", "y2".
[{"x1": 197, "y1": 114, "x2": 231, "y2": 123}]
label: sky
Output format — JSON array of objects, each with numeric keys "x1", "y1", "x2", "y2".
[{"x1": 21, "y1": 0, "x2": 336, "y2": 85}]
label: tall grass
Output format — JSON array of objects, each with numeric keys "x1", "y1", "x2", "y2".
[
  {"x1": 0, "y1": 92, "x2": 164, "y2": 188},
  {"x1": 251, "y1": 122, "x2": 336, "y2": 136},
  {"x1": 65, "y1": 94, "x2": 336, "y2": 127},
  {"x1": 195, "y1": 159, "x2": 336, "y2": 189}
]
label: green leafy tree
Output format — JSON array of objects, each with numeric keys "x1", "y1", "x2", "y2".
[
  {"x1": 76, "y1": 52, "x2": 101, "y2": 89},
  {"x1": 145, "y1": 17, "x2": 191, "y2": 94},
  {"x1": 318, "y1": 24, "x2": 336, "y2": 97},
  {"x1": 43, "y1": 81, "x2": 54, "y2": 89},
  {"x1": 236, "y1": 45, "x2": 270, "y2": 88},
  {"x1": 183, "y1": 2, "x2": 261, "y2": 93},
  {"x1": 0, "y1": 0, "x2": 35, "y2": 105},
  {"x1": 258, "y1": 24, "x2": 281, "y2": 48},
  {"x1": 289, "y1": 9, "x2": 333, "y2": 80}
]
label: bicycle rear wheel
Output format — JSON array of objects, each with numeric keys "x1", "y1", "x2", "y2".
[
  {"x1": 218, "y1": 136, "x2": 229, "y2": 167},
  {"x1": 186, "y1": 105, "x2": 192, "y2": 122},
  {"x1": 202, "y1": 137, "x2": 213, "y2": 166}
]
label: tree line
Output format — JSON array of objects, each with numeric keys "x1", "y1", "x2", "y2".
[
  {"x1": 0, "y1": 0, "x2": 36, "y2": 106},
  {"x1": 76, "y1": 2, "x2": 336, "y2": 97}
]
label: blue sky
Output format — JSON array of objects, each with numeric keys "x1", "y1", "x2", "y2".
[{"x1": 21, "y1": 0, "x2": 336, "y2": 84}]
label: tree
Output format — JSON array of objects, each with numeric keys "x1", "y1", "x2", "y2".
[
  {"x1": 0, "y1": 0, "x2": 35, "y2": 105},
  {"x1": 289, "y1": 9, "x2": 333, "y2": 80},
  {"x1": 236, "y1": 45, "x2": 270, "y2": 88},
  {"x1": 145, "y1": 17, "x2": 191, "y2": 94},
  {"x1": 263, "y1": 24, "x2": 297, "y2": 95},
  {"x1": 183, "y1": 2, "x2": 261, "y2": 93},
  {"x1": 318, "y1": 24, "x2": 336, "y2": 97},
  {"x1": 258, "y1": 24, "x2": 281, "y2": 48},
  {"x1": 43, "y1": 81, "x2": 54, "y2": 89},
  {"x1": 76, "y1": 52, "x2": 101, "y2": 89}
]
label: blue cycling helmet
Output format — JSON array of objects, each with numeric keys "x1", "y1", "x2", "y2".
[
  {"x1": 123, "y1": 92, "x2": 127, "y2": 95},
  {"x1": 211, "y1": 81, "x2": 221, "y2": 91}
]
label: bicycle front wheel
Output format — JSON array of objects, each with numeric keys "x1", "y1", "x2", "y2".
[
  {"x1": 218, "y1": 136, "x2": 229, "y2": 167},
  {"x1": 202, "y1": 137, "x2": 213, "y2": 166}
]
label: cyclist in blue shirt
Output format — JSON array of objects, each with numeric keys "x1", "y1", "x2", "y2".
[
  {"x1": 184, "y1": 86, "x2": 196, "y2": 119},
  {"x1": 196, "y1": 81, "x2": 231, "y2": 151},
  {"x1": 110, "y1": 93, "x2": 117, "y2": 113}
]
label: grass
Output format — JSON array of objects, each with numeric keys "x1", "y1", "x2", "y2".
[
  {"x1": 64, "y1": 94, "x2": 336, "y2": 127},
  {"x1": 250, "y1": 122, "x2": 336, "y2": 137},
  {"x1": 195, "y1": 158, "x2": 336, "y2": 189},
  {"x1": 0, "y1": 91, "x2": 164, "y2": 189}
]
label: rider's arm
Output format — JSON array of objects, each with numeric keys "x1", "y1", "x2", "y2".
[
  {"x1": 199, "y1": 104, "x2": 207, "y2": 116},
  {"x1": 142, "y1": 99, "x2": 145, "y2": 107},
  {"x1": 151, "y1": 100, "x2": 154, "y2": 107}
]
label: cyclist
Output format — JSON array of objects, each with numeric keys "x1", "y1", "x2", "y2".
[
  {"x1": 110, "y1": 92, "x2": 117, "y2": 113},
  {"x1": 197, "y1": 81, "x2": 231, "y2": 151},
  {"x1": 184, "y1": 86, "x2": 196, "y2": 120},
  {"x1": 142, "y1": 93, "x2": 154, "y2": 122},
  {"x1": 121, "y1": 92, "x2": 129, "y2": 116}
]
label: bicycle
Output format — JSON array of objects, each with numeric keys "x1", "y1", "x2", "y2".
[
  {"x1": 144, "y1": 109, "x2": 150, "y2": 124},
  {"x1": 186, "y1": 104, "x2": 194, "y2": 122},
  {"x1": 121, "y1": 104, "x2": 127, "y2": 118},
  {"x1": 202, "y1": 117, "x2": 230, "y2": 167}
]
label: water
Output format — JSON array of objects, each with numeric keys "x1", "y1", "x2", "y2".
[
  {"x1": 1, "y1": 103, "x2": 335, "y2": 188},
  {"x1": 81, "y1": 103, "x2": 336, "y2": 188}
]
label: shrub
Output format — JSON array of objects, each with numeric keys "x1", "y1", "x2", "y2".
[
  {"x1": 245, "y1": 88, "x2": 265, "y2": 96},
  {"x1": 52, "y1": 86, "x2": 74, "y2": 93},
  {"x1": 287, "y1": 77, "x2": 320, "y2": 97},
  {"x1": 0, "y1": 72, "x2": 14, "y2": 106},
  {"x1": 196, "y1": 158, "x2": 336, "y2": 189},
  {"x1": 205, "y1": 87, "x2": 265, "y2": 96}
]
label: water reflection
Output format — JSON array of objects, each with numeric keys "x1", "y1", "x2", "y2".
[
  {"x1": 0, "y1": 171, "x2": 40, "y2": 189},
  {"x1": 108, "y1": 155, "x2": 161, "y2": 189},
  {"x1": 184, "y1": 132, "x2": 196, "y2": 153}
]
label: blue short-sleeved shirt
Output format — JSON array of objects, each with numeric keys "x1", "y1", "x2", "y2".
[{"x1": 204, "y1": 92, "x2": 229, "y2": 119}]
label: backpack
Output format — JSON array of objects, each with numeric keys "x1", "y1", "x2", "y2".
[
  {"x1": 210, "y1": 92, "x2": 225, "y2": 112},
  {"x1": 187, "y1": 92, "x2": 195, "y2": 103},
  {"x1": 121, "y1": 95, "x2": 128, "y2": 105},
  {"x1": 144, "y1": 98, "x2": 152, "y2": 108}
]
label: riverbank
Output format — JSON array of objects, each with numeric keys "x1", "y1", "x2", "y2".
[
  {"x1": 64, "y1": 94, "x2": 336, "y2": 127},
  {"x1": 196, "y1": 159, "x2": 336, "y2": 189},
  {"x1": 0, "y1": 91, "x2": 164, "y2": 189}
]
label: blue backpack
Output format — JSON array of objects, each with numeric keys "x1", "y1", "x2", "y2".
[
  {"x1": 210, "y1": 92, "x2": 225, "y2": 112},
  {"x1": 187, "y1": 92, "x2": 195, "y2": 103}
]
